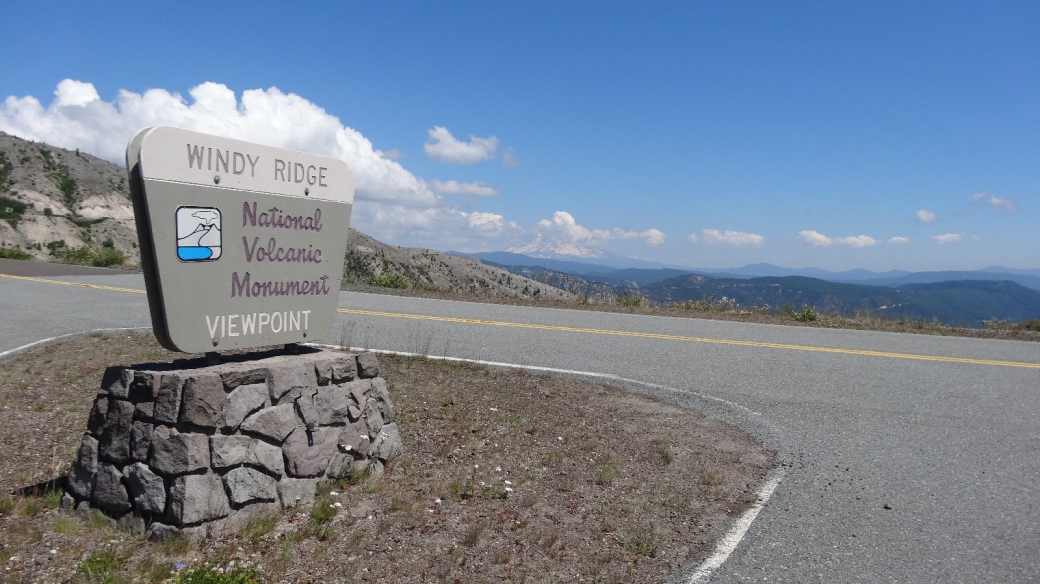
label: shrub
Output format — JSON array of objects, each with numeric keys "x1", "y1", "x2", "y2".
[
  {"x1": 794, "y1": 306, "x2": 819, "y2": 322},
  {"x1": 0, "y1": 195, "x2": 28, "y2": 228},
  {"x1": 366, "y1": 272, "x2": 410, "y2": 289},
  {"x1": 616, "y1": 293, "x2": 643, "y2": 307},
  {"x1": 0, "y1": 246, "x2": 32, "y2": 260}
]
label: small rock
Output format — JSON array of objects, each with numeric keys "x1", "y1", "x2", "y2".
[
  {"x1": 59, "y1": 492, "x2": 75, "y2": 511},
  {"x1": 153, "y1": 373, "x2": 185, "y2": 424},
  {"x1": 220, "y1": 366, "x2": 268, "y2": 390},
  {"x1": 94, "y1": 464, "x2": 132, "y2": 514},
  {"x1": 124, "y1": 462, "x2": 166, "y2": 514},
  {"x1": 277, "y1": 478, "x2": 318, "y2": 507},
  {"x1": 283, "y1": 427, "x2": 341, "y2": 478},
  {"x1": 99, "y1": 399, "x2": 135, "y2": 464},
  {"x1": 267, "y1": 359, "x2": 316, "y2": 402},
  {"x1": 338, "y1": 419, "x2": 371, "y2": 457},
  {"x1": 222, "y1": 383, "x2": 268, "y2": 431},
  {"x1": 223, "y1": 467, "x2": 278, "y2": 506},
  {"x1": 179, "y1": 373, "x2": 225, "y2": 428},
  {"x1": 116, "y1": 513, "x2": 145, "y2": 535},
  {"x1": 370, "y1": 423, "x2": 404, "y2": 461},
  {"x1": 364, "y1": 399, "x2": 384, "y2": 438},
  {"x1": 168, "y1": 472, "x2": 230, "y2": 525},
  {"x1": 210, "y1": 435, "x2": 252, "y2": 468},
  {"x1": 241, "y1": 404, "x2": 299, "y2": 443},
  {"x1": 101, "y1": 367, "x2": 134, "y2": 399},
  {"x1": 86, "y1": 396, "x2": 109, "y2": 434},
  {"x1": 369, "y1": 378, "x2": 394, "y2": 423},
  {"x1": 356, "y1": 352, "x2": 380, "y2": 379},
  {"x1": 247, "y1": 440, "x2": 284, "y2": 478},
  {"x1": 146, "y1": 522, "x2": 181, "y2": 542},
  {"x1": 67, "y1": 434, "x2": 99, "y2": 499},
  {"x1": 151, "y1": 430, "x2": 210, "y2": 475},
  {"x1": 130, "y1": 421, "x2": 153, "y2": 462}
]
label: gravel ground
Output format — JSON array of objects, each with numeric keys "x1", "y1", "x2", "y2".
[{"x1": 0, "y1": 332, "x2": 772, "y2": 583}]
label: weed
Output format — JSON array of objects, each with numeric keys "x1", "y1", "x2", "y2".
[
  {"x1": 0, "y1": 246, "x2": 32, "y2": 260},
  {"x1": 389, "y1": 494, "x2": 416, "y2": 512},
  {"x1": 239, "y1": 512, "x2": 279, "y2": 546},
  {"x1": 53, "y1": 516, "x2": 79, "y2": 534},
  {"x1": 310, "y1": 496, "x2": 338, "y2": 525},
  {"x1": 76, "y1": 549, "x2": 130, "y2": 582},
  {"x1": 463, "y1": 521, "x2": 486, "y2": 546},
  {"x1": 315, "y1": 479, "x2": 335, "y2": 498},
  {"x1": 172, "y1": 561, "x2": 262, "y2": 583},
  {"x1": 42, "y1": 489, "x2": 63, "y2": 508},
  {"x1": 337, "y1": 464, "x2": 370, "y2": 487},
  {"x1": 87, "y1": 509, "x2": 112, "y2": 529},
  {"x1": 595, "y1": 457, "x2": 618, "y2": 486},
  {"x1": 581, "y1": 440, "x2": 599, "y2": 452},
  {"x1": 652, "y1": 440, "x2": 674, "y2": 465},
  {"x1": 31, "y1": 401, "x2": 48, "y2": 412},
  {"x1": 626, "y1": 527, "x2": 661, "y2": 557},
  {"x1": 0, "y1": 495, "x2": 14, "y2": 514},
  {"x1": 20, "y1": 497, "x2": 44, "y2": 517},
  {"x1": 558, "y1": 477, "x2": 576, "y2": 492},
  {"x1": 448, "y1": 478, "x2": 476, "y2": 500}
]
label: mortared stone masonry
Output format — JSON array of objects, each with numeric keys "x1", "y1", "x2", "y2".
[{"x1": 64, "y1": 349, "x2": 402, "y2": 541}]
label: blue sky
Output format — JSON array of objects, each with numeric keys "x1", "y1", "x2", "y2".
[{"x1": 2, "y1": 1, "x2": 1036, "y2": 271}]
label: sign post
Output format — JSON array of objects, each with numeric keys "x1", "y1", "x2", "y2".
[{"x1": 126, "y1": 126, "x2": 354, "y2": 353}]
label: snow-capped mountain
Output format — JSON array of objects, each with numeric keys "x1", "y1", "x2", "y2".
[{"x1": 505, "y1": 235, "x2": 608, "y2": 259}]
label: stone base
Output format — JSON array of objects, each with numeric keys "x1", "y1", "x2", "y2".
[{"x1": 66, "y1": 348, "x2": 402, "y2": 537}]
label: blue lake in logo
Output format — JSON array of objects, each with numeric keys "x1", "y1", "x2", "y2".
[{"x1": 177, "y1": 246, "x2": 214, "y2": 261}]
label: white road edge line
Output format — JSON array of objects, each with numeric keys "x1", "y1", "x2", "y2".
[
  {"x1": 686, "y1": 469, "x2": 784, "y2": 583},
  {"x1": 309, "y1": 343, "x2": 780, "y2": 582},
  {"x1": 0, "y1": 327, "x2": 149, "y2": 360},
  {"x1": 2, "y1": 332, "x2": 778, "y2": 582}
]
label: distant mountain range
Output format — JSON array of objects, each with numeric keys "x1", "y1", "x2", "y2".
[{"x1": 470, "y1": 251, "x2": 1040, "y2": 327}]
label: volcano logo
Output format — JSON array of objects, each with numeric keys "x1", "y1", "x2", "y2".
[{"x1": 176, "y1": 206, "x2": 222, "y2": 262}]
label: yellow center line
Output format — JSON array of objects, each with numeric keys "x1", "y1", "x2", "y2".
[
  {"x1": 337, "y1": 308, "x2": 1040, "y2": 370},
  {"x1": 0, "y1": 272, "x2": 148, "y2": 294},
  {"x1": 3, "y1": 272, "x2": 1037, "y2": 370}
]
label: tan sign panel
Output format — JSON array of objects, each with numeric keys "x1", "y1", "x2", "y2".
[{"x1": 127, "y1": 127, "x2": 354, "y2": 353}]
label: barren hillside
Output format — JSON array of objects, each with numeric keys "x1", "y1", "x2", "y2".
[
  {"x1": 0, "y1": 132, "x2": 572, "y2": 300},
  {"x1": 0, "y1": 132, "x2": 140, "y2": 263}
]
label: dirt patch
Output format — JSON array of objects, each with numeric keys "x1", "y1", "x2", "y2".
[{"x1": 0, "y1": 332, "x2": 772, "y2": 583}]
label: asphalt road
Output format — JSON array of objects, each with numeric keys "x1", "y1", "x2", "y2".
[{"x1": 2, "y1": 268, "x2": 1039, "y2": 583}]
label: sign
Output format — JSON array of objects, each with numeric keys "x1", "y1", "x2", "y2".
[{"x1": 126, "y1": 126, "x2": 354, "y2": 353}]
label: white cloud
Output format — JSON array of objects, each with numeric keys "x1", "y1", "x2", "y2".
[
  {"x1": 381, "y1": 149, "x2": 403, "y2": 161},
  {"x1": 971, "y1": 192, "x2": 1016, "y2": 213},
  {"x1": 798, "y1": 230, "x2": 878, "y2": 248},
  {"x1": 502, "y1": 147, "x2": 520, "y2": 168},
  {"x1": 534, "y1": 211, "x2": 664, "y2": 247},
  {"x1": 0, "y1": 80, "x2": 437, "y2": 207},
  {"x1": 888, "y1": 236, "x2": 910, "y2": 244},
  {"x1": 702, "y1": 229, "x2": 764, "y2": 247},
  {"x1": 932, "y1": 233, "x2": 964, "y2": 244},
  {"x1": 640, "y1": 228, "x2": 666, "y2": 247},
  {"x1": 916, "y1": 209, "x2": 938, "y2": 223},
  {"x1": 423, "y1": 126, "x2": 498, "y2": 164},
  {"x1": 0, "y1": 80, "x2": 530, "y2": 252},
  {"x1": 687, "y1": 233, "x2": 698, "y2": 244},
  {"x1": 429, "y1": 179, "x2": 500, "y2": 197}
]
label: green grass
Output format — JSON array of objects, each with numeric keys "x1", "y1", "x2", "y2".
[
  {"x1": 595, "y1": 457, "x2": 618, "y2": 486},
  {"x1": 309, "y1": 495, "x2": 338, "y2": 525},
  {"x1": 76, "y1": 549, "x2": 130, "y2": 583},
  {"x1": 53, "y1": 516, "x2": 80, "y2": 534},
  {"x1": 0, "y1": 495, "x2": 14, "y2": 514},
  {"x1": 53, "y1": 245, "x2": 125, "y2": 267},
  {"x1": 239, "y1": 513, "x2": 279, "y2": 546}
]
